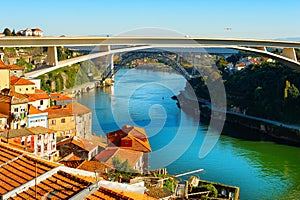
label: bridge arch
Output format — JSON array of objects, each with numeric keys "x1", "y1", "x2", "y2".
[{"x1": 102, "y1": 50, "x2": 192, "y2": 80}]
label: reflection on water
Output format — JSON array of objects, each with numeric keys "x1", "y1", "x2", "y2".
[{"x1": 76, "y1": 68, "x2": 300, "y2": 200}]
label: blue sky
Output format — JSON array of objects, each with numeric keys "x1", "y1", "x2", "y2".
[{"x1": 2, "y1": 0, "x2": 300, "y2": 39}]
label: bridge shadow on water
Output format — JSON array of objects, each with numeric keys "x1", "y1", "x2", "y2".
[{"x1": 219, "y1": 121, "x2": 300, "y2": 148}]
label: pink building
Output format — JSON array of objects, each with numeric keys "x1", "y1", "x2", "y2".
[{"x1": 0, "y1": 126, "x2": 59, "y2": 161}]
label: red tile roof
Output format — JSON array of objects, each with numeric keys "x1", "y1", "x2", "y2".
[
  {"x1": 0, "y1": 143, "x2": 58, "y2": 196},
  {"x1": 10, "y1": 77, "x2": 35, "y2": 86},
  {"x1": 66, "y1": 102, "x2": 91, "y2": 115},
  {"x1": 86, "y1": 186, "x2": 134, "y2": 200},
  {"x1": 57, "y1": 136, "x2": 99, "y2": 152},
  {"x1": 44, "y1": 105, "x2": 74, "y2": 119},
  {"x1": 93, "y1": 148, "x2": 118, "y2": 162},
  {"x1": 27, "y1": 89, "x2": 50, "y2": 102},
  {"x1": 9, "y1": 65, "x2": 24, "y2": 70},
  {"x1": 60, "y1": 160, "x2": 85, "y2": 168},
  {"x1": 0, "y1": 60, "x2": 10, "y2": 69},
  {"x1": 28, "y1": 105, "x2": 47, "y2": 115},
  {"x1": 8, "y1": 171, "x2": 91, "y2": 200},
  {"x1": 94, "y1": 147, "x2": 143, "y2": 170},
  {"x1": 50, "y1": 93, "x2": 73, "y2": 101},
  {"x1": 107, "y1": 125, "x2": 152, "y2": 153},
  {"x1": 77, "y1": 160, "x2": 113, "y2": 172}
]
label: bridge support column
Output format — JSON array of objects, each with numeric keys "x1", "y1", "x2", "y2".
[
  {"x1": 99, "y1": 45, "x2": 111, "y2": 67},
  {"x1": 46, "y1": 46, "x2": 58, "y2": 66},
  {"x1": 282, "y1": 48, "x2": 297, "y2": 61},
  {"x1": 254, "y1": 46, "x2": 267, "y2": 51},
  {"x1": 110, "y1": 53, "x2": 114, "y2": 77}
]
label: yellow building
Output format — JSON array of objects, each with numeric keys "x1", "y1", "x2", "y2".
[
  {"x1": 45, "y1": 105, "x2": 76, "y2": 140},
  {"x1": 10, "y1": 76, "x2": 35, "y2": 94},
  {"x1": 0, "y1": 60, "x2": 10, "y2": 91}
]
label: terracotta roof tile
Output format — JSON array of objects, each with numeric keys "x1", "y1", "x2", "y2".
[
  {"x1": 44, "y1": 105, "x2": 73, "y2": 118},
  {"x1": 86, "y1": 186, "x2": 134, "y2": 200},
  {"x1": 28, "y1": 105, "x2": 47, "y2": 115},
  {"x1": 107, "y1": 125, "x2": 152, "y2": 153},
  {"x1": 93, "y1": 148, "x2": 118, "y2": 162},
  {"x1": 77, "y1": 160, "x2": 113, "y2": 172},
  {"x1": 0, "y1": 126, "x2": 56, "y2": 139},
  {"x1": 8, "y1": 171, "x2": 91, "y2": 200},
  {"x1": 9, "y1": 65, "x2": 24, "y2": 70},
  {"x1": 66, "y1": 102, "x2": 91, "y2": 115},
  {"x1": 60, "y1": 160, "x2": 85, "y2": 168},
  {"x1": 0, "y1": 60, "x2": 10, "y2": 69},
  {"x1": 10, "y1": 77, "x2": 35, "y2": 86},
  {"x1": 50, "y1": 93, "x2": 73, "y2": 101},
  {"x1": 94, "y1": 148, "x2": 143, "y2": 170},
  {"x1": 57, "y1": 137, "x2": 99, "y2": 152},
  {"x1": 0, "y1": 143, "x2": 58, "y2": 196},
  {"x1": 27, "y1": 89, "x2": 49, "y2": 102}
]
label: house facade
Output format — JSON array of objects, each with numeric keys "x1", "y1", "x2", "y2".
[
  {"x1": 27, "y1": 105, "x2": 48, "y2": 128},
  {"x1": 27, "y1": 89, "x2": 50, "y2": 110},
  {"x1": 9, "y1": 64, "x2": 25, "y2": 77},
  {"x1": 45, "y1": 105, "x2": 76, "y2": 139},
  {"x1": 10, "y1": 76, "x2": 36, "y2": 94},
  {"x1": 57, "y1": 136, "x2": 105, "y2": 160},
  {"x1": 0, "y1": 60, "x2": 10, "y2": 90},
  {"x1": 66, "y1": 102, "x2": 92, "y2": 138},
  {"x1": 0, "y1": 126, "x2": 58, "y2": 161},
  {"x1": 0, "y1": 91, "x2": 29, "y2": 129}
]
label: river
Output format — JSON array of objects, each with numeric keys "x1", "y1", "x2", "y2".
[{"x1": 76, "y1": 68, "x2": 300, "y2": 200}]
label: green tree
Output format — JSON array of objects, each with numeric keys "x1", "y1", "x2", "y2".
[
  {"x1": 120, "y1": 159, "x2": 132, "y2": 173},
  {"x1": 3, "y1": 28, "x2": 12, "y2": 36},
  {"x1": 288, "y1": 84, "x2": 300, "y2": 99},
  {"x1": 12, "y1": 29, "x2": 16, "y2": 36},
  {"x1": 112, "y1": 156, "x2": 122, "y2": 169}
]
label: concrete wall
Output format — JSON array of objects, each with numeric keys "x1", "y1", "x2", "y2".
[{"x1": 75, "y1": 113, "x2": 92, "y2": 139}]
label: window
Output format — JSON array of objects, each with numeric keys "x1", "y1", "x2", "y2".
[
  {"x1": 61, "y1": 118, "x2": 65, "y2": 123},
  {"x1": 14, "y1": 108, "x2": 18, "y2": 112},
  {"x1": 26, "y1": 88, "x2": 28, "y2": 91},
  {"x1": 19, "y1": 88, "x2": 21, "y2": 92},
  {"x1": 51, "y1": 120, "x2": 56, "y2": 125},
  {"x1": 31, "y1": 87, "x2": 34, "y2": 90},
  {"x1": 21, "y1": 141, "x2": 25, "y2": 145},
  {"x1": 40, "y1": 100, "x2": 43, "y2": 105}
]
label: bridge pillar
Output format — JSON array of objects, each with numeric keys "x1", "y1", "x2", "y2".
[
  {"x1": 254, "y1": 46, "x2": 267, "y2": 51},
  {"x1": 110, "y1": 53, "x2": 114, "y2": 76},
  {"x1": 46, "y1": 46, "x2": 58, "y2": 66},
  {"x1": 282, "y1": 48, "x2": 297, "y2": 61},
  {"x1": 99, "y1": 45, "x2": 111, "y2": 67}
]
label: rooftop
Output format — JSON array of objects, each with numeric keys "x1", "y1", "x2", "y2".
[
  {"x1": 50, "y1": 93, "x2": 73, "y2": 101},
  {"x1": 44, "y1": 105, "x2": 74, "y2": 119},
  {"x1": 94, "y1": 147, "x2": 143, "y2": 170},
  {"x1": 0, "y1": 126, "x2": 56, "y2": 139},
  {"x1": 57, "y1": 136, "x2": 102, "y2": 152},
  {"x1": 10, "y1": 76, "x2": 35, "y2": 86},
  {"x1": 107, "y1": 125, "x2": 152, "y2": 153},
  {"x1": 28, "y1": 104, "x2": 47, "y2": 115},
  {"x1": 0, "y1": 143, "x2": 58, "y2": 196},
  {"x1": 27, "y1": 89, "x2": 50, "y2": 102},
  {"x1": 8, "y1": 171, "x2": 91, "y2": 200}
]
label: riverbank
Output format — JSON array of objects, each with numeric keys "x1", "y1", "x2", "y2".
[{"x1": 174, "y1": 90, "x2": 300, "y2": 146}]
